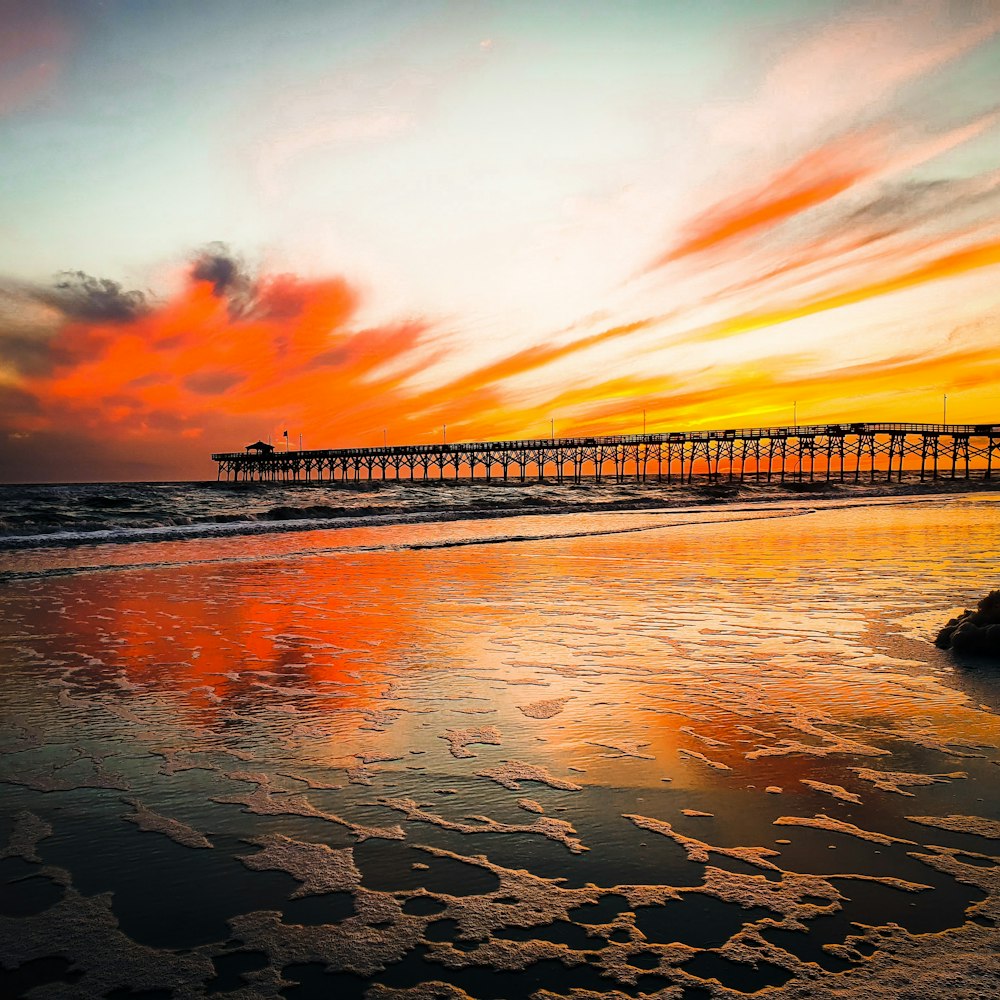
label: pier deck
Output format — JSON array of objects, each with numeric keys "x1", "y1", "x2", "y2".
[{"x1": 213, "y1": 422, "x2": 1000, "y2": 484}]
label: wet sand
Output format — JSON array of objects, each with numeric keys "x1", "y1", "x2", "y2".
[{"x1": 1, "y1": 491, "x2": 999, "y2": 998}]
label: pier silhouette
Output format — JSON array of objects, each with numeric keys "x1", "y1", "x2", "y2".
[{"x1": 213, "y1": 422, "x2": 1000, "y2": 484}]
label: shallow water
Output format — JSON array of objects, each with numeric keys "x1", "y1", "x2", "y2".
[{"x1": 1, "y1": 490, "x2": 998, "y2": 998}]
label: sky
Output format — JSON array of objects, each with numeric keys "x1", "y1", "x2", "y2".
[{"x1": 1, "y1": 0, "x2": 999, "y2": 482}]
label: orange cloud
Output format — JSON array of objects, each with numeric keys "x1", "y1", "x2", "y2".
[
  {"x1": 652, "y1": 135, "x2": 880, "y2": 267},
  {"x1": 673, "y1": 238, "x2": 1000, "y2": 349},
  {"x1": 3, "y1": 217, "x2": 999, "y2": 484},
  {"x1": 411, "y1": 319, "x2": 653, "y2": 411},
  {"x1": 1, "y1": 255, "x2": 443, "y2": 478},
  {"x1": 499, "y1": 337, "x2": 999, "y2": 440}
]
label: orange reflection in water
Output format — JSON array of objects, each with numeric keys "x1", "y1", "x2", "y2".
[{"x1": 9, "y1": 496, "x2": 1000, "y2": 787}]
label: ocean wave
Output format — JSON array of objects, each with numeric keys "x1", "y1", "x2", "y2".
[
  {"x1": 0, "y1": 479, "x2": 990, "y2": 553},
  {"x1": 0, "y1": 497, "x2": 557, "y2": 544},
  {"x1": 0, "y1": 500, "x2": 673, "y2": 551},
  {"x1": 0, "y1": 507, "x2": 815, "y2": 581}
]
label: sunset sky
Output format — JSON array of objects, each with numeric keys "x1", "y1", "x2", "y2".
[{"x1": 2, "y1": 0, "x2": 999, "y2": 482}]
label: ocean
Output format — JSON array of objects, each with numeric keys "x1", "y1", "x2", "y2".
[{"x1": 1, "y1": 480, "x2": 999, "y2": 998}]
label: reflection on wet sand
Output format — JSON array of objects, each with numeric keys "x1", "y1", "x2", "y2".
[{"x1": 1, "y1": 494, "x2": 999, "y2": 997}]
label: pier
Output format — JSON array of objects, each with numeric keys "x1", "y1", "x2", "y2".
[{"x1": 213, "y1": 422, "x2": 1000, "y2": 484}]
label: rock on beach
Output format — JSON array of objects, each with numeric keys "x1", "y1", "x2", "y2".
[{"x1": 935, "y1": 590, "x2": 1000, "y2": 659}]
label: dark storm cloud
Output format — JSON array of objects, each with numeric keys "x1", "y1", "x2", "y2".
[
  {"x1": 0, "y1": 270, "x2": 148, "y2": 379},
  {"x1": 191, "y1": 243, "x2": 251, "y2": 297},
  {"x1": 190, "y1": 242, "x2": 261, "y2": 318},
  {"x1": 0, "y1": 243, "x2": 312, "y2": 387},
  {"x1": 35, "y1": 270, "x2": 149, "y2": 322},
  {"x1": 189, "y1": 243, "x2": 318, "y2": 321}
]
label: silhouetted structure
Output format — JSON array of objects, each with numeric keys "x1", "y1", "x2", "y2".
[
  {"x1": 245, "y1": 440, "x2": 275, "y2": 454},
  {"x1": 214, "y1": 422, "x2": 1000, "y2": 484}
]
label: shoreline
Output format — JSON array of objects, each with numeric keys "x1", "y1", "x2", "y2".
[{"x1": 2, "y1": 482, "x2": 998, "y2": 585}]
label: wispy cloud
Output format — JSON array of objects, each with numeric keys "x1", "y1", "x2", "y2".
[
  {"x1": 668, "y1": 239, "x2": 1000, "y2": 352},
  {"x1": 702, "y1": 2, "x2": 1000, "y2": 146},
  {"x1": 651, "y1": 133, "x2": 882, "y2": 268}
]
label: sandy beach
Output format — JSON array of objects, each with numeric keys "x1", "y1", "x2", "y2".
[{"x1": 2, "y1": 487, "x2": 999, "y2": 997}]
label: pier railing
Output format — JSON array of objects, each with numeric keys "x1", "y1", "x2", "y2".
[{"x1": 212, "y1": 422, "x2": 1000, "y2": 484}]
